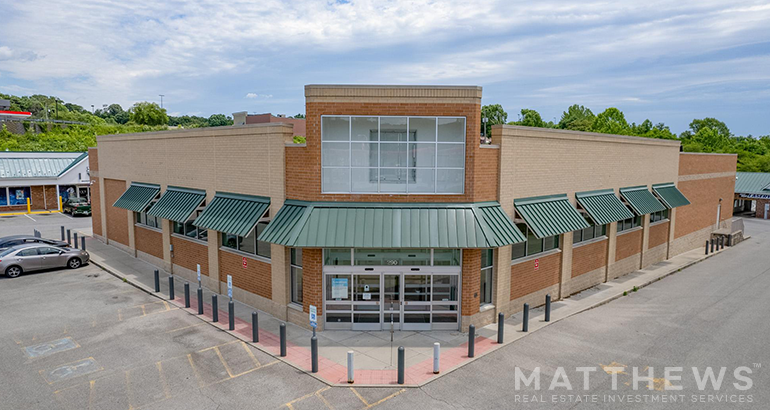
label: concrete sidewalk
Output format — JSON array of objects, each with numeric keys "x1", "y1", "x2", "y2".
[{"x1": 78, "y1": 230, "x2": 732, "y2": 387}]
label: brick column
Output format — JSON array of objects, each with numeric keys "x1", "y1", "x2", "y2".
[
  {"x1": 605, "y1": 221, "x2": 618, "y2": 282},
  {"x1": 640, "y1": 214, "x2": 651, "y2": 268},
  {"x1": 461, "y1": 249, "x2": 481, "y2": 320},
  {"x1": 559, "y1": 232, "x2": 573, "y2": 299},
  {"x1": 302, "y1": 248, "x2": 323, "y2": 315}
]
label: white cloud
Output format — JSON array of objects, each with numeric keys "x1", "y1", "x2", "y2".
[{"x1": 245, "y1": 93, "x2": 272, "y2": 99}]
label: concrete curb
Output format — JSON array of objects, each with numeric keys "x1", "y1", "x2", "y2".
[{"x1": 89, "y1": 240, "x2": 738, "y2": 388}]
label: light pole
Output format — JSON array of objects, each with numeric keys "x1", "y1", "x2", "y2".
[
  {"x1": 91, "y1": 105, "x2": 95, "y2": 114},
  {"x1": 159, "y1": 95, "x2": 164, "y2": 109}
]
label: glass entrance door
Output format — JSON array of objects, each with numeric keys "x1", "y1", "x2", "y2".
[
  {"x1": 352, "y1": 274, "x2": 381, "y2": 330},
  {"x1": 402, "y1": 274, "x2": 431, "y2": 331},
  {"x1": 382, "y1": 274, "x2": 401, "y2": 330}
]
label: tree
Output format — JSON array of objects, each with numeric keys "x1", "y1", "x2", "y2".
[
  {"x1": 293, "y1": 113, "x2": 305, "y2": 119},
  {"x1": 128, "y1": 102, "x2": 168, "y2": 126},
  {"x1": 591, "y1": 108, "x2": 630, "y2": 135},
  {"x1": 480, "y1": 104, "x2": 508, "y2": 136},
  {"x1": 207, "y1": 114, "x2": 232, "y2": 127},
  {"x1": 688, "y1": 118, "x2": 731, "y2": 138},
  {"x1": 559, "y1": 104, "x2": 595, "y2": 131},
  {"x1": 515, "y1": 109, "x2": 546, "y2": 128}
]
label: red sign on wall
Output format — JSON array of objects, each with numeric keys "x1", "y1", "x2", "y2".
[
  {"x1": 242, "y1": 257, "x2": 247, "y2": 268},
  {"x1": 534, "y1": 258, "x2": 539, "y2": 271}
]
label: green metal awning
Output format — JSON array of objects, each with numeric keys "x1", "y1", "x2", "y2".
[
  {"x1": 112, "y1": 183, "x2": 160, "y2": 212},
  {"x1": 147, "y1": 186, "x2": 206, "y2": 223},
  {"x1": 619, "y1": 186, "x2": 666, "y2": 215},
  {"x1": 257, "y1": 201, "x2": 524, "y2": 248},
  {"x1": 652, "y1": 183, "x2": 691, "y2": 209},
  {"x1": 513, "y1": 194, "x2": 589, "y2": 239},
  {"x1": 575, "y1": 189, "x2": 634, "y2": 225},
  {"x1": 192, "y1": 192, "x2": 270, "y2": 237}
]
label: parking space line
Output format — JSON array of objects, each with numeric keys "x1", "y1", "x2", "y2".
[
  {"x1": 125, "y1": 371, "x2": 134, "y2": 410},
  {"x1": 187, "y1": 354, "x2": 204, "y2": 388},
  {"x1": 156, "y1": 362, "x2": 171, "y2": 399},
  {"x1": 366, "y1": 389, "x2": 406, "y2": 409},
  {"x1": 88, "y1": 380, "x2": 95, "y2": 410},
  {"x1": 163, "y1": 322, "x2": 205, "y2": 334},
  {"x1": 214, "y1": 347, "x2": 235, "y2": 378},
  {"x1": 24, "y1": 214, "x2": 36, "y2": 222},
  {"x1": 141, "y1": 305, "x2": 147, "y2": 316},
  {"x1": 350, "y1": 388, "x2": 369, "y2": 407},
  {"x1": 207, "y1": 360, "x2": 279, "y2": 387},
  {"x1": 316, "y1": 388, "x2": 336, "y2": 410},
  {"x1": 241, "y1": 342, "x2": 260, "y2": 367},
  {"x1": 118, "y1": 309, "x2": 123, "y2": 321},
  {"x1": 198, "y1": 339, "x2": 238, "y2": 352},
  {"x1": 284, "y1": 387, "x2": 331, "y2": 409}
]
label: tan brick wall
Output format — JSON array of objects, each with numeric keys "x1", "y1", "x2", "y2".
[
  {"x1": 568, "y1": 266, "x2": 605, "y2": 295},
  {"x1": 648, "y1": 221, "x2": 669, "y2": 248},
  {"x1": 302, "y1": 249, "x2": 323, "y2": 314},
  {"x1": 571, "y1": 239, "x2": 608, "y2": 278},
  {"x1": 218, "y1": 249, "x2": 271, "y2": 299},
  {"x1": 643, "y1": 242, "x2": 667, "y2": 268},
  {"x1": 88, "y1": 147, "x2": 99, "y2": 172},
  {"x1": 135, "y1": 225, "x2": 163, "y2": 259},
  {"x1": 91, "y1": 178, "x2": 102, "y2": 237},
  {"x1": 510, "y1": 251, "x2": 562, "y2": 301},
  {"x1": 609, "y1": 253, "x2": 641, "y2": 280},
  {"x1": 461, "y1": 249, "x2": 481, "y2": 316},
  {"x1": 170, "y1": 236, "x2": 208, "y2": 276},
  {"x1": 615, "y1": 229, "x2": 642, "y2": 261},
  {"x1": 104, "y1": 178, "x2": 128, "y2": 246}
]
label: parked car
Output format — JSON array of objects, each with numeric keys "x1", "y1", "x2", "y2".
[
  {"x1": 0, "y1": 235, "x2": 69, "y2": 248},
  {"x1": 0, "y1": 244, "x2": 89, "y2": 278},
  {"x1": 63, "y1": 198, "x2": 91, "y2": 216}
]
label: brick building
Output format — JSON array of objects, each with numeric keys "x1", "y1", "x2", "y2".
[
  {"x1": 90, "y1": 85, "x2": 736, "y2": 331},
  {"x1": 232, "y1": 112, "x2": 306, "y2": 136},
  {"x1": 1, "y1": 152, "x2": 91, "y2": 211},
  {"x1": 734, "y1": 172, "x2": 770, "y2": 219}
]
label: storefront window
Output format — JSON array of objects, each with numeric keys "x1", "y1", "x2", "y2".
[
  {"x1": 220, "y1": 221, "x2": 271, "y2": 259},
  {"x1": 618, "y1": 215, "x2": 643, "y2": 232},
  {"x1": 324, "y1": 248, "x2": 352, "y2": 266},
  {"x1": 8, "y1": 187, "x2": 31, "y2": 206},
  {"x1": 324, "y1": 248, "x2": 461, "y2": 266},
  {"x1": 512, "y1": 224, "x2": 560, "y2": 261},
  {"x1": 321, "y1": 116, "x2": 466, "y2": 194},
  {"x1": 480, "y1": 249, "x2": 493, "y2": 306},
  {"x1": 573, "y1": 216, "x2": 607, "y2": 244},
  {"x1": 0, "y1": 188, "x2": 7, "y2": 206},
  {"x1": 650, "y1": 209, "x2": 669, "y2": 223},
  {"x1": 291, "y1": 248, "x2": 303, "y2": 305},
  {"x1": 433, "y1": 249, "x2": 461, "y2": 266}
]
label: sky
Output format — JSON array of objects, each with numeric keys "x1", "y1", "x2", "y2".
[{"x1": 1, "y1": 0, "x2": 769, "y2": 136}]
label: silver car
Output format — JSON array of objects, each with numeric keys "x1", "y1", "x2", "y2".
[{"x1": 0, "y1": 244, "x2": 90, "y2": 278}]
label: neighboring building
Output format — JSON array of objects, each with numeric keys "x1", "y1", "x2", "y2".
[
  {"x1": 0, "y1": 99, "x2": 10, "y2": 110},
  {"x1": 90, "y1": 85, "x2": 735, "y2": 332},
  {"x1": 232, "y1": 112, "x2": 306, "y2": 136},
  {"x1": 734, "y1": 171, "x2": 770, "y2": 219},
  {"x1": 0, "y1": 152, "x2": 90, "y2": 211}
]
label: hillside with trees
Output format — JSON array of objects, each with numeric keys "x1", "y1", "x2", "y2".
[
  {"x1": 0, "y1": 93, "x2": 233, "y2": 151},
  {"x1": 481, "y1": 104, "x2": 770, "y2": 172}
]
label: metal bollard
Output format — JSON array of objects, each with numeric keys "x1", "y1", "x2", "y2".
[
  {"x1": 545, "y1": 294, "x2": 551, "y2": 322},
  {"x1": 154, "y1": 270, "x2": 160, "y2": 292},
  {"x1": 433, "y1": 342, "x2": 440, "y2": 374},
  {"x1": 280, "y1": 323, "x2": 287, "y2": 357},
  {"x1": 66, "y1": 229, "x2": 71, "y2": 245},
  {"x1": 73, "y1": 232, "x2": 78, "y2": 249},
  {"x1": 311, "y1": 335, "x2": 318, "y2": 373},
  {"x1": 197, "y1": 287, "x2": 203, "y2": 315},
  {"x1": 497, "y1": 312, "x2": 505, "y2": 344},
  {"x1": 212, "y1": 295, "x2": 218, "y2": 322},
  {"x1": 81, "y1": 236, "x2": 86, "y2": 251},
  {"x1": 61, "y1": 226, "x2": 65, "y2": 241},
  {"x1": 398, "y1": 346, "x2": 405, "y2": 384},
  {"x1": 705, "y1": 240, "x2": 709, "y2": 255},
  {"x1": 228, "y1": 300, "x2": 235, "y2": 330},
  {"x1": 252, "y1": 311, "x2": 259, "y2": 343},
  {"x1": 522, "y1": 303, "x2": 529, "y2": 332},
  {"x1": 468, "y1": 325, "x2": 475, "y2": 358},
  {"x1": 168, "y1": 276, "x2": 175, "y2": 300},
  {"x1": 710, "y1": 239, "x2": 714, "y2": 253},
  {"x1": 184, "y1": 283, "x2": 190, "y2": 308},
  {"x1": 720, "y1": 237, "x2": 724, "y2": 250},
  {"x1": 347, "y1": 351, "x2": 354, "y2": 383}
]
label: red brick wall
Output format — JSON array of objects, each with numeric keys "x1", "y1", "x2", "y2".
[
  {"x1": 616, "y1": 229, "x2": 643, "y2": 261},
  {"x1": 44, "y1": 185, "x2": 58, "y2": 209},
  {"x1": 571, "y1": 238, "x2": 608, "y2": 278},
  {"x1": 91, "y1": 178, "x2": 102, "y2": 236},
  {"x1": 30, "y1": 186, "x2": 45, "y2": 209},
  {"x1": 104, "y1": 178, "x2": 128, "y2": 246},
  {"x1": 755, "y1": 199, "x2": 770, "y2": 219},
  {"x1": 135, "y1": 225, "x2": 163, "y2": 259},
  {"x1": 171, "y1": 236, "x2": 208, "y2": 276},
  {"x1": 648, "y1": 221, "x2": 669, "y2": 248},
  {"x1": 302, "y1": 249, "x2": 323, "y2": 314},
  {"x1": 675, "y1": 153, "x2": 736, "y2": 239},
  {"x1": 461, "y1": 249, "x2": 481, "y2": 316},
  {"x1": 511, "y1": 251, "x2": 562, "y2": 300},
  {"x1": 219, "y1": 249, "x2": 271, "y2": 299},
  {"x1": 287, "y1": 102, "x2": 493, "y2": 202},
  {"x1": 88, "y1": 147, "x2": 99, "y2": 172}
]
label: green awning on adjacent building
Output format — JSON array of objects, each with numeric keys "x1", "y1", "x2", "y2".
[
  {"x1": 192, "y1": 192, "x2": 270, "y2": 237},
  {"x1": 513, "y1": 194, "x2": 590, "y2": 239},
  {"x1": 652, "y1": 183, "x2": 691, "y2": 209},
  {"x1": 575, "y1": 189, "x2": 634, "y2": 225},
  {"x1": 112, "y1": 183, "x2": 160, "y2": 212},
  {"x1": 257, "y1": 200, "x2": 525, "y2": 248},
  {"x1": 147, "y1": 186, "x2": 206, "y2": 223},
  {"x1": 619, "y1": 186, "x2": 666, "y2": 215}
]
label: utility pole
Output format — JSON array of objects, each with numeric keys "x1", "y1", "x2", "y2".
[
  {"x1": 55, "y1": 99, "x2": 60, "y2": 121},
  {"x1": 159, "y1": 95, "x2": 164, "y2": 109}
]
